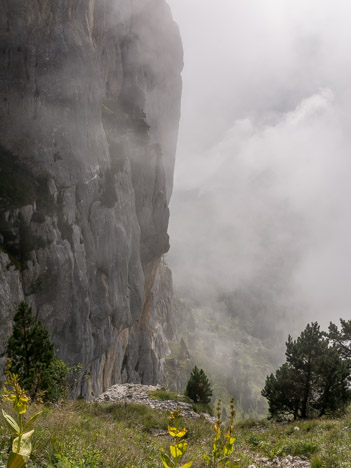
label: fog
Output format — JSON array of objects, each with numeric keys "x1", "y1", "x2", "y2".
[{"x1": 167, "y1": 0, "x2": 351, "y2": 330}]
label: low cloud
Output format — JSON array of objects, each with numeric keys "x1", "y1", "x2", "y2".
[
  {"x1": 169, "y1": 87, "x2": 351, "y2": 327},
  {"x1": 167, "y1": 0, "x2": 351, "y2": 331}
]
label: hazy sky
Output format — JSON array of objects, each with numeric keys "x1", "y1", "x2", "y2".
[{"x1": 167, "y1": 0, "x2": 351, "y2": 327}]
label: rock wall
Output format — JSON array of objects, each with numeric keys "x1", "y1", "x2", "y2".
[{"x1": 0, "y1": 0, "x2": 182, "y2": 397}]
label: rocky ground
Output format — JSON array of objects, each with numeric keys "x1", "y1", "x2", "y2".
[
  {"x1": 96, "y1": 384, "x2": 311, "y2": 467},
  {"x1": 95, "y1": 383, "x2": 215, "y2": 423},
  {"x1": 248, "y1": 455, "x2": 311, "y2": 467}
]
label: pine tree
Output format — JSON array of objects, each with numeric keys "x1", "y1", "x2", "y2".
[
  {"x1": 261, "y1": 322, "x2": 351, "y2": 420},
  {"x1": 7, "y1": 301, "x2": 54, "y2": 399},
  {"x1": 328, "y1": 319, "x2": 351, "y2": 360},
  {"x1": 185, "y1": 366, "x2": 213, "y2": 403},
  {"x1": 262, "y1": 363, "x2": 303, "y2": 420}
]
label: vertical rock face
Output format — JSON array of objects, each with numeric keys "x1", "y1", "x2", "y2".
[{"x1": 0, "y1": 0, "x2": 182, "y2": 396}]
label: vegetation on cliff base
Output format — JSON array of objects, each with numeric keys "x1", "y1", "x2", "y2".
[
  {"x1": 7, "y1": 302, "x2": 55, "y2": 400},
  {"x1": 7, "y1": 302, "x2": 82, "y2": 402}
]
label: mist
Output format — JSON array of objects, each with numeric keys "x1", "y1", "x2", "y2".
[{"x1": 167, "y1": 0, "x2": 351, "y2": 331}]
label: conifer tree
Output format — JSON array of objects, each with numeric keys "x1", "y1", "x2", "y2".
[
  {"x1": 185, "y1": 366, "x2": 213, "y2": 404},
  {"x1": 7, "y1": 301, "x2": 54, "y2": 398},
  {"x1": 262, "y1": 322, "x2": 351, "y2": 419},
  {"x1": 328, "y1": 319, "x2": 351, "y2": 360}
]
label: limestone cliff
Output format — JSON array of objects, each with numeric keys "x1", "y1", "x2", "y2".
[{"x1": 0, "y1": 0, "x2": 182, "y2": 396}]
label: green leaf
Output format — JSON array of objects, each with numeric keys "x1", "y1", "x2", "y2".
[
  {"x1": 175, "y1": 428, "x2": 187, "y2": 438},
  {"x1": 179, "y1": 462, "x2": 193, "y2": 468},
  {"x1": 12, "y1": 430, "x2": 34, "y2": 457},
  {"x1": 161, "y1": 451, "x2": 173, "y2": 468},
  {"x1": 169, "y1": 442, "x2": 188, "y2": 459},
  {"x1": 170, "y1": 444, "x2": 182, "y2": 459},
  {"x1": 23, "y1": 411, "x2": 42, "y2": 432},
  {"x1": 177, "y1": 442, "x2": 188, "y2": 456},
  {"x1": 7, "y1": 452, "x2": 29, "y2": 468},
  {"x1": 12, "y1": 396, "x2": 30, "y2": 416},
  {"x1": 224, "y1": 444, "x2": 234, "y2": 456},
  {"x1": 2, "y1": 410, "x2": 20, "y2": 434},
  {"x1": 168, "y1": 426, "x2": 187, "y2": 438}
]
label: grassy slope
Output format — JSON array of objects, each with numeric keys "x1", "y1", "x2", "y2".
[{"x1": 1, "y1": 400, "x2": 350, "y2": 467}]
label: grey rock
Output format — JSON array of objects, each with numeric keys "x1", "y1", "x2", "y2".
[
  {"x1": 254, "y1": 455, "x2": 311, "y2": 467},
  {"x1": 0, "y1": 253, "x2": 24, "y2": 372},
  {"x1": 95, "y1": 383, "x2": 215, "y2": 423},
  {"x1": 0, "y1": 0, "x2": 182, "y2": 395}
]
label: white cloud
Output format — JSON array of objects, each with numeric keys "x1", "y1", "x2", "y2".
[{"x1": 167, "y1": 0, "x2": 351, "y2": 327}]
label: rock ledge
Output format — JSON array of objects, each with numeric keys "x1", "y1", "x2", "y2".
[{"x1": 95, "y1": 383, "x2": 215, "y2": 423}]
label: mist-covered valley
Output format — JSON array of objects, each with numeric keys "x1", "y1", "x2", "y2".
[{"x1": 165, "y1": 0, "x2": 351, "y2": 416}]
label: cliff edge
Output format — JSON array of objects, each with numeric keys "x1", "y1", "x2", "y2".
[{"x1": 0, "y1": 0, "x2": 182, "y2": 397}]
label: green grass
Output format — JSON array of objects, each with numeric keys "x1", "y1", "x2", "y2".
[
  {"x1": 235, "y1": 408, "x2": 351, "y2": 466},
  {"x1": 1, "y1": 400, "x2": 350, "y2": 467},
  {"x1": 147, "y1": 389, "x2": 192, "y2": 404},
  {"x1": 191, "y1": 402, "x2": 214, "y2": 416},
  {"x1": 147, "y1": 390, "x2": 213, "y2": 415}
]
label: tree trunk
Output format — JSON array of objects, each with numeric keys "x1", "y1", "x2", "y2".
[{"x1": 301, "y1": 359, "x2": 311, "y2": 418}]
